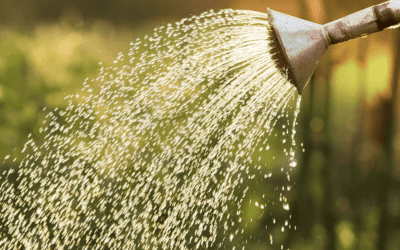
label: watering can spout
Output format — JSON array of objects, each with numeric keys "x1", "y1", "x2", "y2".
[{"x1": 268, "y1": 1, "x2": 400, "y2": 94}]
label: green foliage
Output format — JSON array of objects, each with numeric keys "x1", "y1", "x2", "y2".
[
  {"x1": 2, "y1": 14, "x2": 400, "y2": 249},
  {"x1": 0, "y1": 28, "x2": 100, "y2": 160}
]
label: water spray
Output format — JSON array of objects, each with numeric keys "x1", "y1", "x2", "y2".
[{"x1": 268, "y1": 1, "x2": 400, "y2": 94}]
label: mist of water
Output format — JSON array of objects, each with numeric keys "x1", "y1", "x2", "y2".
[{"x1": 0, "y1": 9, "x2": 300, "y2": 249}]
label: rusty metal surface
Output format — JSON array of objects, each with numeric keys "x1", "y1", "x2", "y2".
[
  {"x1": 323, "y1": 1, "x2": 400, "y2": 44},
  {"x1": 268, "y1": 0, "x2": 400, "y2": 94},
  {"x1": 375, "y1": 1, "x2": 400, "y2": 29},
  {"x1": 323, "y1": 7, "x2": 380, "y2": 44},
  {"x1": 268, "y1": 9, "x2": 329, "y2": 94}
]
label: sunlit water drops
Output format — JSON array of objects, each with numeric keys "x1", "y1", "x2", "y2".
[{"x1": 0, "y1": 8, "x2": 300, "y2": 250}]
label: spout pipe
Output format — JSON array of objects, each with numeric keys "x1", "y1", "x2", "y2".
[
  {"x1": 268, "y1": 1, "x2": 400, "y2": 94},
  {"x1": 323, "y1": 1, "x2": 400, "y2": 45}
]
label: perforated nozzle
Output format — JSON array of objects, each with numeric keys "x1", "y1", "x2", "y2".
[{"x1": 268, "y1": 1, "x2": 400, "y2": 94}]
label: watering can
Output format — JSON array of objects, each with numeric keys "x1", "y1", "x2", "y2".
[{"x1": 268, "y1": 1, "x2": 400, "y2": 94}]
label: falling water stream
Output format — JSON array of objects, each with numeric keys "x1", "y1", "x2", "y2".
[{"x1": 1, "y1": 9, "x2": 301, "y2": 249}]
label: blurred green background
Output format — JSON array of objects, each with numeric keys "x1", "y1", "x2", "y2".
[{"x1": 1, "y1": 0, "x2": 400, "y2": 249}]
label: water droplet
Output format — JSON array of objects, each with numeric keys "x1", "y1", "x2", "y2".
[{"x1": 0, "y1": 9, "x2": 302, "y2": 249}]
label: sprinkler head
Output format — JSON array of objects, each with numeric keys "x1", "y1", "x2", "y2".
[
  {"x1": 268, "y1": 1, "x2": 400, "y2": 94},
  {"x1": 267, "y1": 9, "x2": 329, "y2": 94}
]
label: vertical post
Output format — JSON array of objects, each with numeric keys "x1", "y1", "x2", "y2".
[
  {"x1": 286, "y1": 0, "x2": 321, "y2": 246},
  {"x1": 351, "y1": 25, "x2": 370, "y2": 250},
  {"x1": 317, "y1": 0, "x2": 335, "y2": 247},
  {"x1": 377, "y1": 26, "x2": 400, "y2": 250}
]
